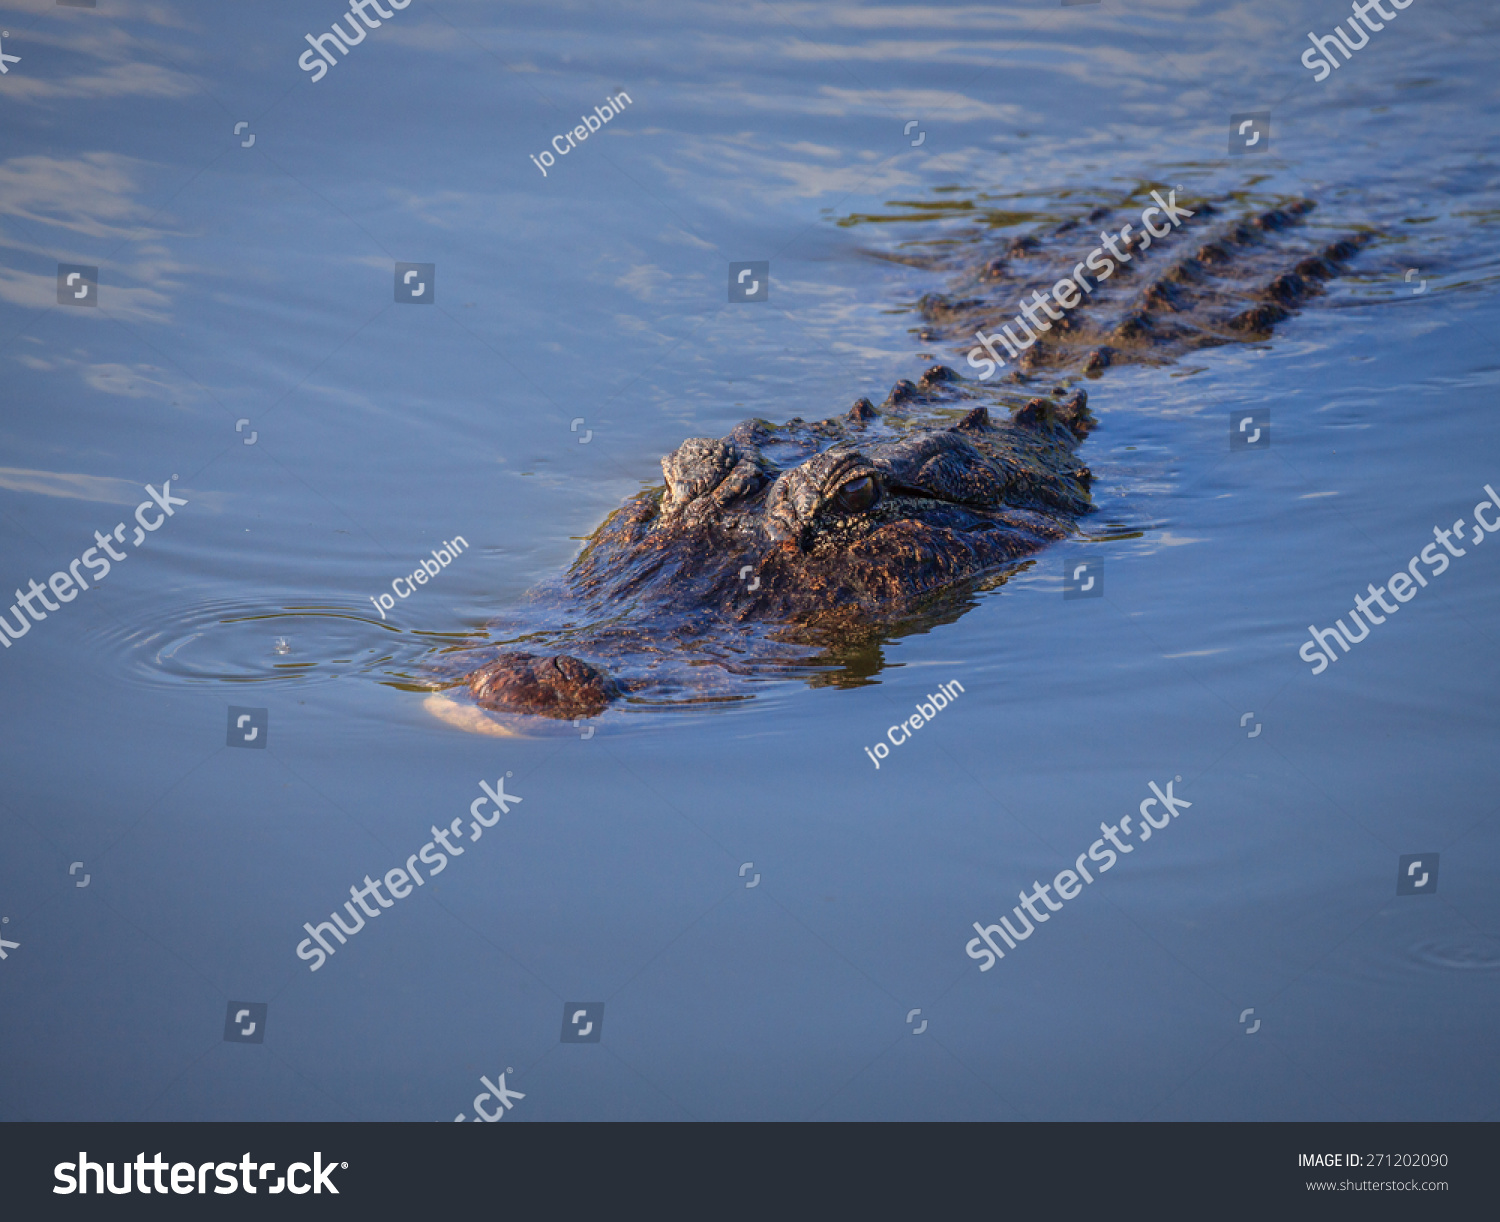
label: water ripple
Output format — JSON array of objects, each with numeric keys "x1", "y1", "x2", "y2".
[
  {"x1": 1409, "y1": 937, "x2": 1500, "y2": 972},
  {"x1": 90, "y1": 597, "x2": 484, "y2": 689}
]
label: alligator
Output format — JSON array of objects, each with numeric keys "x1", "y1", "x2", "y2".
[{"x1": 433, "y1": 191, "x2": 1371, "y2": 725}]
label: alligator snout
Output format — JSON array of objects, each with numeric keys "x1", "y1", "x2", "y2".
[{"x1": 468, "y1": 652, "x2": 617, "y2": 719}]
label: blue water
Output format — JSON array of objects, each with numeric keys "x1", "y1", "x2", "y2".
[{"x1": 1, "y1": 0, "x2": 1498, "y2": 1121}]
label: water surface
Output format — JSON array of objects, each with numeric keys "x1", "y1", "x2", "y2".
[{"x1": 1, "y1": 0, "x2": 1497, "y2": 1121}]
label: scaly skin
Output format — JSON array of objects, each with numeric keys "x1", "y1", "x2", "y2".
[
  {"x1": 909, "y1": 192, "x2": 1373, "y2": 375},
  {"x1": 448, "y1": 193, "x2": 1370, "y2": 720}
]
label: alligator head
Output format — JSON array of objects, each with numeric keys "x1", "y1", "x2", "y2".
[
  {"x1": 606, "y1": 375, "x2": 1093, "y2": 621},
  {"x1": 460, "y1": 372, "x2": 1094, "y2": 719}
]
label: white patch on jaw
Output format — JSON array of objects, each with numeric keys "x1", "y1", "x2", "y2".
[{"x1": 423, "y1": 694, "x2": 526, "y2": 738}]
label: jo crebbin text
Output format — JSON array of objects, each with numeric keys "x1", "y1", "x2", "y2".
[
  {"x1": 863, "y1": 681, "x2": 964, "y2": 768},
  {"x1": 530, "y1": 92, "x2": 634, "y2": 177},
  {"x1": 369, "y1": 535, "x2": 468, "y2": 620}
]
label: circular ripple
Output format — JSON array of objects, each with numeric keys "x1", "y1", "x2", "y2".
[
  {"x1": 1410, "y1": 937, "x2": 1500, "y2": 972},
  {"x1": 91, "y1": 597, "x2": 485, "y2": 689}
]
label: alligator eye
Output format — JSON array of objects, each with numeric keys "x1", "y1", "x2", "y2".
[{"x1": 832, "y1": 475, "x2": 878, "y2": 514}]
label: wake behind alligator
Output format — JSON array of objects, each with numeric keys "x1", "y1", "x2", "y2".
[{"x1": 434, "y1": 190, "x2": 1372, "y2": 725}]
